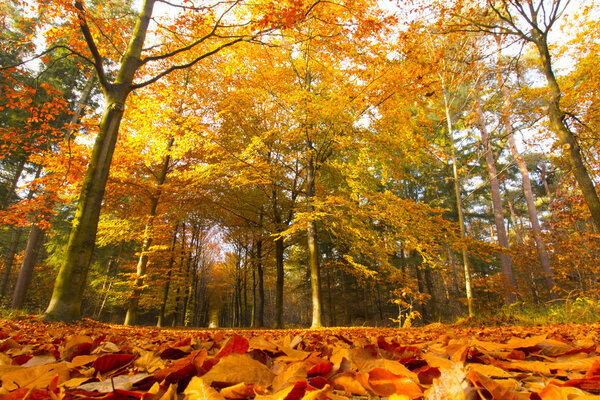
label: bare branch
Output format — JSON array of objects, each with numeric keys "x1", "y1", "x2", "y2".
[
  {"x1": 133, "y1": 35, "x2": 252, "y2": 89},
  {"x1": 0, "y1": 45, "x2": 94, "y2": 71},
  {"x1": 141, "y1": 0, "x2": 240, "y2": 64},
  {"x1": 74, "y1": 0, "x2": 109, "y2": 88}
]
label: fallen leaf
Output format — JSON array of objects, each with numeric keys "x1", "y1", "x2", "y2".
[
  {"x1": 78, "y1": 373, "x2": 149, "y2": 392},
  {"x1": 93, "y1": 353, "x2": 137, "y2": 374},
  {"x1": 184, "y1": 377, "x2": 226, "y2": 400},
  {"x1": 1, "y1": 362, "x2": 71, "y2": 391},
  {"x1": 201, "y1": 353, "x2": 275, "y2": 387}
]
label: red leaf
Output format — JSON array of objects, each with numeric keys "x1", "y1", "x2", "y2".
[
  {"x1": 309, "y1": 376, "x2": 329, "y2": 389},
  {"x1": 1, "y1": 388, "x2": 53, "y2": 400},
  {"x1": 584, "y1": 360, "x2": 600, "y2": 378},
  {"x1": 284, "y1": 380, "x2": 308, "y2": 400},
  {"x1": 159, "y1": 347, "x2": 187, "y2": 360},
  {"x1": 12, "y1": 354, "x2": 33, "y2": 365},
  {"x1": 215, "y1": 335, "x2": 249, "y2": 359},
  {"x1": 307, "y1": 361, "x2": 333, "y2": 377},
  {"x1": 92, "y1": 354, "x2": 136, "y2": 374},
  {"x1": 152, "y1": 355, "x2": 196, "y2": 384},
  {"x1": 171, "y1": 337, "x2": 191, "y2": 347},
  {"x1": 417, "y1": 366, "x2": 441, "y2": 385}
]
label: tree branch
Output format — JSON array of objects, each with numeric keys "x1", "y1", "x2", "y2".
[
  {"x1": 74, "y1": 0, "x2": 109, "y2": 88},
  {"x1": 132, "y1": 35, "x2": 255, "y2": 89}
]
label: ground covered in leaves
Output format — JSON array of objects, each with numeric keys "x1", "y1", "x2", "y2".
[{"x1": 1, "y1": 318, "x2": 600, "y2": 399}]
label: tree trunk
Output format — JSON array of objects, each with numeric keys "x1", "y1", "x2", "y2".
[
  {"x1": 274, "y1": 236, "x2": 284, "y2": 328},
  {"x1": 255, "y1": 238, "x2": 264, "y2": 327},
  {"x1": 158, "y1": 224, "x2": 178, "y2": 327},
  {"x1": 498, "y1": 63, "x2": 557, "y2": 298},
  {"x1": 326, "y1": 267, "x2": 336, "y2": 326},
  {"x1": 43, "y1": 0, "x2": 156, "y2": 322},
  {"x1": 124, "y1": 137, "x2": 174, "y2": 325},
  {"x1": 1, "y1": 228, "x2": 23, "y2": 297},
  {"x1": 13, "y1": 76, "x2": 96, "y2": 309},
  {"x1": 475, "y1": 95, "x2": 517, "y2": 304},
  {"x1": 11, "y1": 225, "x2": 44, "y2": 309},
  {"x1": 443, "y1": 85, "x2": 473, "y2": 317},
  {"x1": 532, "y1": 31, "x2": 600, "y2": 229},
  {"x1": 306, "y1": 149, "x2": 322, "y2": 328}
]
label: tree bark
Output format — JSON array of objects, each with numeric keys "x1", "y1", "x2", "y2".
[
  {"x1": 326, "y1": 267, "x2": 335, "y2": 326},
  {"x1": 157, "y1": 224, "x2": 178, "y2": 327},
  {"x1": 531, "y1": 31, "x2": 600, "y2": 229},
  {"x1": 255, "y1": 238, "x2": 265, "y2": 327},
  {"x1": 505, "y1": 112, "x2": 557, "y2": 298},
  {"x1": 124, "y1": 137, "x2": 174, "y2": 325},
  {"x1": 443, "y1": 85, "x2": 473, "y2": 317},
  {"x1": 306, "y1": 148, "x2": 322, "y2": 328},
  {"x1": 475, "y1": 95, "x2": 517, "y2": 304},
  {"x1": 274, "y1": 236, "x2": 284, "y2": 328},
  {"x1": 1, "y1": 228, "x2": 23, "y2": 297},
  {"x1": 43, "y1": 0, "x2": 156, "y2": 322},
  {"x1": 11, "y1": 225, "x2": 44, "y2": 309}
]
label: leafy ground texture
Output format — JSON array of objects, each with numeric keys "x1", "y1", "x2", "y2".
[{"x1": 1, "y1": 318, "x2": 600, "y2": 399}]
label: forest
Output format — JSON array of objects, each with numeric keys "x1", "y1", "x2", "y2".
[{"x1": 1, "y1": 0, "x2": 599, "y2": 330}]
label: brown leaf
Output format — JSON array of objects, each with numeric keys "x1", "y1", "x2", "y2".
[
  {"x1": 70, "y1": 354, "x2": 99, "y2": 368},
  {"x1": 1, "y1": 362, "x2": 71, "y2": 391},
  {"x1": 62, "y1": 335, "x2": 94, "y2": 361},
  {"x1": 362, "y1": 368, "x2": 422, "y2": 399},
  {"x1": 248, "y1": 337, "x2": 280, "y2": 354},
  {"x1": 21, "y1": 354, "x2": 57, "y2": 368},
  {"x1": 535, "y1": 340, "x2": 574, "y2": 357},
  {"x1": 201, "y1": 353, "x2": 275, "y2": 387},
  {"x1": 466, "y1": 370, "x2": 527, "y2": 400},
  {"x1": 330, "y1": 371, "x2": 369, "y2": 396},
  {"x1": 220, "y1": 382, "x2": 262, "y2": 399},
  {"x1": 134, "y1": 349, "x2": 166, "y2": 373},
  {"x1": 506, "y1": 335, "x2": 547, "y2": 350},
  {"x1": 184, "y1": 376, "x2": 226, "y2": 400},
  {"x1": 77, "y1": 373, "x2": 149, "y2": 392}
]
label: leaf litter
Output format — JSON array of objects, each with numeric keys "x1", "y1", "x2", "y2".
[{"x1": 0, "y1": 317, "x2": 599, "y2": 399}]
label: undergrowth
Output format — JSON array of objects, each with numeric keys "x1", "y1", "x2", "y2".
[{"x1": 496, "y1": 296, "x2": 600, "y2": 325}]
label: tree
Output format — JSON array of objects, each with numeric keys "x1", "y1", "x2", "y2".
[
  {"x1": 446, "y1": 0, "x2": 600, "y2": 229},
  {"x1": 39, "y1": 0, "x2": 314, "y2": 322}
]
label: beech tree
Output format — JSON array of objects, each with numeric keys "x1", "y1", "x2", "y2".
[{"x1": 37, "y1": 0, "x2": 317, "y2": 322}]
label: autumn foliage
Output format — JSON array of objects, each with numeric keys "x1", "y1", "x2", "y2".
[{"x1": 2, "y1": 319, "x2": 600, "y2": 399}]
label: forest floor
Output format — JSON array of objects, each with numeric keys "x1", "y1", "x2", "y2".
[{"x1": 0, "y1": 317, "x2": 599, "y2": 399}]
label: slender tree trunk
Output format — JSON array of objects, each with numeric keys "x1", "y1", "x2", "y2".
[
  {"x1": 43, "y1": 0, "x2": 156, "y2": 322},
  {"x1": 341, "y1": 271, "x2": 350, "y2": 325},
  {"x1": 499, "y1": 71, "x2": 557, "y2": 298},
  {"x1": 505, "y1": 194, "x2": 525, "y2": 246},
  {"x1": 326, "y1": 267, "x2": 335, "y2": 326},
  {"x1": 255, "y1": 238, "x2": 264, "y2": 327},
  {"x1": 125, "y1": 137, "x2": 174, "y2": 325},
  {"x1": 274, "y1": 236, "x2": 284, "y2": 328},
  {"x1": 11, "y1": 226, "x2": 44, "y2": 309},
  {"x1": 1, "y1": 228, "x2": 23, "y2": 297},
  {"x1": 540, "y1": 163, "x2": 553, "y2": 201},
  {"x1": 423, "y1": 266, "x2": 438, "y2": 319},
  {"x1": 443, "y1": 85, "x2": 473, "y2": 316},
  {"x1": 475, "y1": 95, "x2": 517, "y2": 304},
  {"x1": 158, "y1": 224, "x2": 178, "y2": 327},
  {"x1": 5, "y1": 164, "x2": 43, "y2": 302},
  {"x1": 306, "y1": 148, "x2": 322, "y2": 328},
  {"x1": 532, "y1": 32, "x2": 600, "y2": 228}
]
